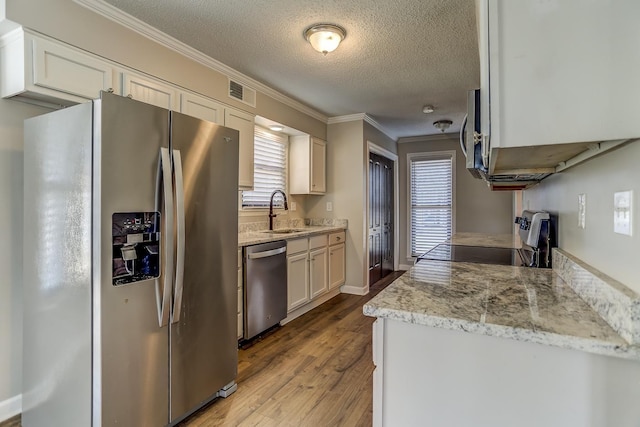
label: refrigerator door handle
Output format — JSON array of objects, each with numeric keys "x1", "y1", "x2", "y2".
[
  {"x1": 155, "y1": 147, "x2": 174, "y2": 327},
  {"x1": 171, "y1": 149, "x2": 186, "y2": 324}
]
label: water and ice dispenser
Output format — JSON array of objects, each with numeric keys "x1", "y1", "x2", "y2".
[{"x1": 112, "y1": 212, "x2": 161, "y2": 285}]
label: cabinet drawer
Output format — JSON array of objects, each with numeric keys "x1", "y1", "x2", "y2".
[
  {"x1": 328, "y1": 231, "x2": 345, "y2": 246},
  {"x1": 237, "y1": 288, "x2": 243, "y2": 314},
  {"x1": 287, "y1": 238, "x2": 308, "y2": 254},
  {"x1": 309, "y1": 234, "x2": 327, "y2": 250},
  {"x1": 238, "y1": 248, "x2": 242, "y2": 268}
]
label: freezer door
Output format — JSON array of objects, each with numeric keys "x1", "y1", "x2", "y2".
[
  {"x1": 169, "y1": 111, "x2": 239, "y2": 423},
  {"x1": 95, "y1": 93, "x2": 170, "y2": 426},
  {"x1": 23, "y1": 102, "x2": 94, "y2": 427}
]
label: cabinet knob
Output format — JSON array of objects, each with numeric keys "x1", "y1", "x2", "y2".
[{"x1": 337, "y1": 236, "x2": 341, "y2": 241}]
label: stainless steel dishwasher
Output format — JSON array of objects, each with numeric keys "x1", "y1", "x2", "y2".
[{"x1": 243, "y1": 240, "x2": 287, "y2": 340}]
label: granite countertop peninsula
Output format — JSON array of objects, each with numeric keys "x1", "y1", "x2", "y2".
[
  {"x1": 238, "y1": 218, "x2": 347, "y2": 247},
  {"x1": 364, "y1": 233, "x2": 640, "y2": 361}
]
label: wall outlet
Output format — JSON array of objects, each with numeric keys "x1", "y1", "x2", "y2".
[
  {"x1": 614, "y1": 190, "x2": 633, "y2": 236},
  {"x1": 578, "y1": 193, "x2": 586, "y2": 229},
  {"x1": 326, "y1": 202, "x2": 333, "y2": 212},
  {"x1": 290, "y1": 201, "x2": 297, "y2": 211}
]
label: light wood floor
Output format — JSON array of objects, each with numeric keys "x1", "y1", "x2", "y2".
[
  {"x1": 1, "y1": 272, "x2": 403, "y2": 427},
  {"x1": 180, "y1": 271, "x2": 403, "y2": 427}
]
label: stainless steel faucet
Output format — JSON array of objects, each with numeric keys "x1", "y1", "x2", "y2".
[{"x1": 268, "y1": 190, "x2": 289, "y2": 230}]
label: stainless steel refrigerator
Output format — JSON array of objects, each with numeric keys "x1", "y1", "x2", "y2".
[{"x1": 22, "y1": 92, "x2": 239, "y2": 426}]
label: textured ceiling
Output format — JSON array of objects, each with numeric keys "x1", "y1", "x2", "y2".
[{"x1": 102, "y1": 0, "x2": 479, "y2": 139}]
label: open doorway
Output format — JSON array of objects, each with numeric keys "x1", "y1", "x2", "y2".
[{"x1": 367, "y1": 145, "x2": 398, "y2": 286}]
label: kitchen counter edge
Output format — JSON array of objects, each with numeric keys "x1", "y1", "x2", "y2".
[{"x1": 238, "y1": 225, "x2": 346, "y2": 247}]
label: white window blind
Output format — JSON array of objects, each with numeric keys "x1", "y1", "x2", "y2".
[
  {"x1": 409, "y1": 153, "x2": 454, "y2": 257},
  {"x1": 242, "y1": 127, "x2": 288, "y2": 208}
]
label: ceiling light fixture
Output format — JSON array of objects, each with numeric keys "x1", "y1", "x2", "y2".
[
  {"x1": 422, "y1": 105, "x2": 435, "y2": 114},
  {"x1": 304, "y1": 24, "x2": 346, "y2": 55},
  {"x1": 433, "y1": 119, "x2": 453, "y2": 133},
  {"x1": 269, "y1": 125, "x2": 284, "y2": 132}
]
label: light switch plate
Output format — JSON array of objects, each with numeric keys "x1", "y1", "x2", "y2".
[
  {"x1": 614, "y1": 190, "x2": 633, "y2": 236},
  {"x1": 326, "y1": 202, "x2": 333, "y2": 212},
  {"x1": 290, "y1": 201, "x2": 297, "y2": 211},
  {"x1": 578, "y1": 193, "x2": 586, "y2": 229}
]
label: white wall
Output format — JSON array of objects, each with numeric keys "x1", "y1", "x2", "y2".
[
  {"x1": 524, "y1": 140, "x2": 640, "y2": 294},
  {"x1": 0, "y1": 99, "x2": 51, "y2": 415},
  {"x1": 307, "y1": 121, "x2": 367, "y2": 292}
]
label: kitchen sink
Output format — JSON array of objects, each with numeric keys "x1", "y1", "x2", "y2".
[{"x1": 261, "y1": 228, "x2": 306, "y2": 234}]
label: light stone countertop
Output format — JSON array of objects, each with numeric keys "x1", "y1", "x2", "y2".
[
  {"x1": 364, "y1": 233, "x2": 640, "y2": 361},
  {"x1": 238, "y1": 225, "x2": 346, "y2": 247},
  {"x1": 447, "y1": 232, "x2": 522, "y2": 248}
]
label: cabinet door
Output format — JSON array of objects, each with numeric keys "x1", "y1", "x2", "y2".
[
  {"x1": 224, "y1": 108, "x2": 255, "y2": 189},
  {"x1": 180, "y1": 92, "x2": 225, "y2": 124},
  {"x1": 310, "y1": 138, "x2": 326, "y2": 193},
  {"x1": 237, "y1": 249, "x2": 243, "y2": 339},
  {"x1": 309, "y1": 246, "x2": 328, "y2": 299},
  {"x1": 121, "y1": 71, "x2": 179, "y2": 110},
  {"x1": 31, "y1": 35, "x2": 116, "y2": 101},
  {"x1": 329, "y1": 243, "x2": 345, "y2": 290},
  {"x1": 287, "y1": 251, "x2": 309, "y2": 312},
  {"x1": 480, "y1": 0, "x2": 640, "y2": 152}
]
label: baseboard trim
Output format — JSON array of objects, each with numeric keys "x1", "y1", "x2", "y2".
[
  {"x1": 340, "y1": 284, "x2": 368, "y2": 296},
  {"x1": 281, "y1": 288, "x2": 341, "y2": 325},
  {"x1": 0, "y1": 394, "x2": 21, "y2": 423}
]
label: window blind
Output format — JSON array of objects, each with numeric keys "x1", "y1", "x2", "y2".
[
  {"x1": 242, "y1": 127, "x2": 288, "y2": 208},
  {"x1": 409, "y1": 154, "x2": 453, "y2": 257}
]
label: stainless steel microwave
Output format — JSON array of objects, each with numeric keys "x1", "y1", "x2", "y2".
[{"x1": 460, "y1": 89, "x2": 487, "y2": 179}]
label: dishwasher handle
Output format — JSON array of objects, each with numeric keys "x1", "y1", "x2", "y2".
[{"x1": 247, "y1": 246, "x2": 286, "y2": 260}]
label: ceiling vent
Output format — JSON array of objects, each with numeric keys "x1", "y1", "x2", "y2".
[{"x1": 228, "y1": 79, "x2": 256, "y2": 107}]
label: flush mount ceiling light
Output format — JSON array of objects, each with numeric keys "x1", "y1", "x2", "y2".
[
  {"x1": 433, "y1": 119, "x2": 453, "y2": 132},
  {"x1": 422, "y1": 105, "x2": 435, "y2": 114},
  {"x1": 304, "y1": 24, "x2": 346, "y2": 55},
  {"x1": 269, "y1": 125, "x2": 284, "y2": 132}
]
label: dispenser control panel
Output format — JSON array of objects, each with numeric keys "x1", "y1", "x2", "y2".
[{"x1": 112, "y1": 212, "x2": 160, "y2": 285}]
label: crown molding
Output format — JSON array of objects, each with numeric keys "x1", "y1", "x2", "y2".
[
  {"x1": 73, "y1": 0, "x2": 328, "y2": 123},
  {"x1": 397, "y1": 133, "x2": 456, "y2": 144},
  {"x1": 328, "y1": 113, "x2": 396, "y2": 141}
]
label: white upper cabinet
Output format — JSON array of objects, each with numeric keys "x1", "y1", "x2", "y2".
[
  {"x1": 289, "y1": 135, "x2": 326, "y2": 195},
  {"x1": 0, "y1": 28, "x2": 116, "y2": 107},
  {"x1": 180, "y1": 92, "x2": 225, "y2": 125},
  {"x1": 121, "y1": 71, "x2": 179, "y2": 111},
  {"x1": 224, "y1": 107, "x2": 255, "y2": 190},
  {"x1": 477, "y1": 0, "x2": 640, "y2": 173},
  {"x1": 180, "y1": 93, "x2": 255, "y2": 189}
]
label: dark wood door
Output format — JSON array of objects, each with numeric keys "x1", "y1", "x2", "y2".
[{"x1": 368, "y1": 152, "x2": 394, "y2": 285}]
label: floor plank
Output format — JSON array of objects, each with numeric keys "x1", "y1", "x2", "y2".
[{"x1": 181, "y1": 271, "x2": 403, "y2": 427}]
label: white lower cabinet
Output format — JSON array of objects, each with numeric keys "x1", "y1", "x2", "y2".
[
  {"x1": 309, "y1": 246, "x2": 328, "y2": 299},
  {"x1": 287, "y1": 234, "x2": 328, "y2": 312},
  {"x1": 328, "y1": 231, "x2": 346, "y2": 289},
  {"x1": 287, "y1": 250, "x2": 309, "y2": 310}
]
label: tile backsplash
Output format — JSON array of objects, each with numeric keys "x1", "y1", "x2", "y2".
[
  {"x1": 553, "y1": 248, "x2": 640, "y2": 345},
  {"x1": 238, "y1": 218, "x2": 347, "y2": 234}
]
